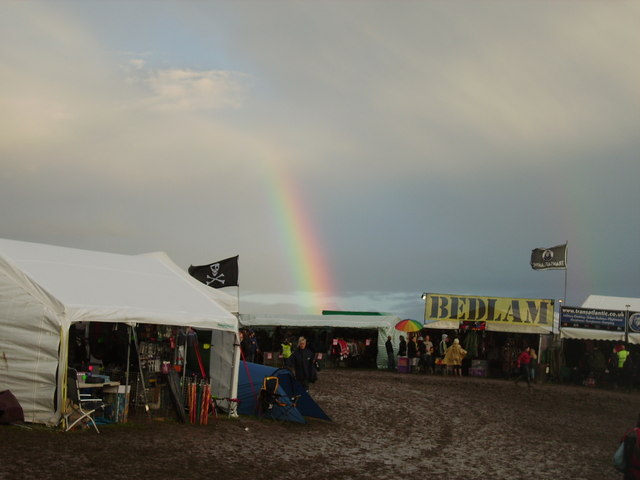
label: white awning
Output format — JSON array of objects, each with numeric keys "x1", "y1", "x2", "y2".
[{"x1": 560, "y1": 328, "x2": 624, "y2": 342}]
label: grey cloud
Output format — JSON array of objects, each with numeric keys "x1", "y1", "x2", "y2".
[{"x1": 1, "y1": 1, "x2": 639, "y2": 320}]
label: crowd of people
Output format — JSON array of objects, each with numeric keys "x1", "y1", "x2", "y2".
[
  {"x1": 564, "y1": 341, "x2": 640, "y2": 390},
  {"x1": 239, "y1": 327, "x2": 640, "y2": 395},
  {"x1": 238, "y1": 328, "x2": 376, "y2": 368},
  {"x1": 385, "y1": 332, "x2": 470, "y2": 375},
  {"x1": 384, "y1": 331, "x2": 544, "y2": 383}
]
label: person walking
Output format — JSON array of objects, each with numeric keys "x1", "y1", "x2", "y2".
[
  {"x1": 239, "y1": 330, "x2": 250, "y2": 360},
  {"x1": 407, "y1": 335, "x2": 418, "y2": 373},
  {"x1": 417, "y1": 337, "x2": 427, "y2": 373},
  {"x1": 439, "y1": 334, "x2": 449, "y2": 358},
  {"x1": 617, "y1": 414, "x2": 640, "y2": 479},
  {"x1": 515, "y1": 346, "x2": 533, "y2": 386},
  {"x1": 443, "y1": 338, "x2": 467, "y2": 376},
  {"x1": 618, "y1": 346, "x2": 631, "y2": 387},
  {"x1": 529, "y1": 347, "x2": 538, "y2": 384},
  {"x1": 398, "y1": 335, "x2": 407, "y2": 357},
  {"x1": 385, "y1": 336, "x2": 395, "y2": 371},
  {"x1": 247, "y1": 330, "x2": 259, "y2": 363},
  {"x1": 424, "y1": 335, "x2": 434, "y2": 374},
  {"x1": 280, "y1": 337, "x2": 293, "y2": 368},
  {"x1": 290, "y1": 336, "x2": 317, "y2": 390}
]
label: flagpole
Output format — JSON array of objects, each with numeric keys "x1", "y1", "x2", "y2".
[
  {"x1": 236, "y1": 283, "x2": 240, "y2": 317},
  {"x1": 188, "y1": 255, "x2": 240, "y2": 415},
  {"x1": 228, "y1": 268, "x2": 240, "y2": 417},
  {"x1": 563, "y1": 241, "x2": 568, "y2": 303}
]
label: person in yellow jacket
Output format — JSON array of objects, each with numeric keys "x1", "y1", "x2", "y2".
[
  {"x1": 443, "y1": 338, "x2": 467, "y2": 376},
  {"x1": 618, "y1": 345, "x2": 630, "y2": 368},
  {"x1": 281, "y1": 338, "x2": 293, "y2": 368}
]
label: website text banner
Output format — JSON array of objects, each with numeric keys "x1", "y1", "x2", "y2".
[
  {"x1": 560, "y1": 306, "x2": 637, "y2": 332},
  {"x1": 424, "y1": 293, "x2": 554, "y2": 326}
]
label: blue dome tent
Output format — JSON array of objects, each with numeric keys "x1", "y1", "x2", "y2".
[{"x1": 237, "y1": 362, "x2": 331, "y2": 424}]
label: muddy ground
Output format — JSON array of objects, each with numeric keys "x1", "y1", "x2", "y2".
[{"x1": 0, "y1": 369, "x2": 635, "y2": 479}]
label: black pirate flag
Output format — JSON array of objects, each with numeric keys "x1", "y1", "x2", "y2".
[
  {"x1": 189, "y1": 255, "x2": 239, "y2": 288},
  {"x1": 530, "y1": 244, "x2": 567, "y2": 270}
]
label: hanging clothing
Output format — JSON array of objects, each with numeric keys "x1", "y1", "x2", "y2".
[{"x1": 463, "y1": 331, "x2": 479, "y2": 358}]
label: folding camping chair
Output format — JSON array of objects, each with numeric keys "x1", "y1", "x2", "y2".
[
  {"x1": 64, "y1": 368, "x2": 108, "y2": 433},
  {"x1": 257, "y1": 376, "x2": 301, "y2": 421}
]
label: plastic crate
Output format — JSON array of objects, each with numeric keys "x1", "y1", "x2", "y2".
[
  {"x1": 469, "y1": 367, "x2": 487, "y2": 377},
  {"x1": 397, "y1": 356, "x2": 410, "y2": 373}
]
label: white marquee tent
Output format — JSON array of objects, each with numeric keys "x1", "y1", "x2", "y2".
[
  {"x1": 582, "y1": 295, "x2": 640, "y2": 312},
  {"x1": 559, "y1": 294, "x2": 640, "y2": 343},
  {"x1": 0, "y1": 238, "x2": 239, "y2": 425}
]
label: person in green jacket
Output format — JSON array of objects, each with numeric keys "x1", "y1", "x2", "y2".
[
  {"x1": 618, "y1": 345, "x2": 631, "y2": 369},
  {"x1": 281, "y1": 338, "x2": 293, "y2": 368}
]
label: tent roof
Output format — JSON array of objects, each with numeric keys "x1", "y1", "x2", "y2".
[
  {"x1": 581, "y1": 295, "x2": 640, "y2": 312},
  {"x1": 560, "y1": 327, "x2": 625, "y2": 342},
  {"x1": 239, "y1": 313, "x2": 401, "y2": 330},
  {"x1": 0, "y1": 238, "x2": 237, "y2": 331}
]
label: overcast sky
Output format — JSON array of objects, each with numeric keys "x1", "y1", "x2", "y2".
[{"x1": 1, "y1": 1, "x2": 639, "y2": 320}]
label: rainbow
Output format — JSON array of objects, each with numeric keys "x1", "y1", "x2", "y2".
[{"x1": 264, "y1": 164, "x2": 335, "y2": 314}]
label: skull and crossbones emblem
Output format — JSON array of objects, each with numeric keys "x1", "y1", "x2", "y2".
[{"x1": 206, "y1": 263, "x2": 226, "y2": 286}]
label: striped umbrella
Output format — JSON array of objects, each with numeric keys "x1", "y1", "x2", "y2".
[{"x1": 394, "y1": 318, "x2": 424, "y2": 332}]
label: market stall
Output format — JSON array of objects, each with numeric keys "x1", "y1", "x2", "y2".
[
  {"x1": 423, "y1": 293, "x2": 555, "y2": 378},
  {"x1": 0, "y1": 238, "x2": 238, "y2": 426},
  {"x1": 560, "y1": 295, "x2": 640, "y2": 343},
  {"x1": 558, "y1": 295, "x2": 640, "y2": 386},
  {"x1": 238, "y1": 312, "x2": 402, "y2": 369}
]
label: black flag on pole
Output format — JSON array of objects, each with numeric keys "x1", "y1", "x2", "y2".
[
  {"x1": 530, "y1": 244, "x2": 567, "y2": 270},
  {"x1": 189, "y1": 255, "x2": 239, "y2": 288}
]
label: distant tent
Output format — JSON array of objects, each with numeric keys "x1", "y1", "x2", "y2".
[
  {"x1": 237, "y1": 362, "x2": 331, "y2": 424},
  {"x1": 239, "y1": 313, "x2": 402, "y2": 369},
  {"x1": 559, "y1": 294, "x2": 640, "y2": 342}
]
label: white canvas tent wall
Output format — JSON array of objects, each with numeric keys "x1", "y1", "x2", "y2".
[
  {"x1": 559, "y1": 295, "x2": 640, "y2": 343},
  {"x1": 0, "y1": 238, "x2": 239, "y2": 425},
  {"x1": 239, "y1": 313, "x2": 402, "y2": 369}
]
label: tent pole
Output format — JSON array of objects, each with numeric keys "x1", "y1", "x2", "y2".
[
  {"x1": 228, "y1": 330, "x2": 241, "y2": 417},
  {"x1": 124, "y1": 325, "x2": 132, "y2": 423},
  {"x1": 181, "y1": 328, "x2": 188, "y2": 386},
  {"x1": 60, "y1": 324, "x2": 70, "y2": 429},
  {"x1": 131, "y1": 326, "x2": 151, "y2": 419},
  {"x1": 563, "y1": 241, "x2": 568, "y2": 303},
  {"x1": 228, "y1": 280, "x2": 241, "y2": 417},
  {"x1": 625, "y1": 306, "x2": 630, "y2": 346}
]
